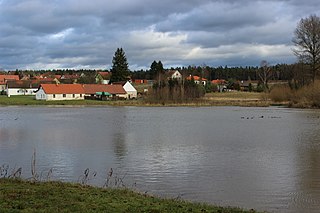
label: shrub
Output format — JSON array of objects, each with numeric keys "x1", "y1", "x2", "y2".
[
  {"x1": 269, "y1": 84, "x2": 292, "y2": 102},
  {"x1": 287, "y1": 80, "x2": 320, "y2": 107}
]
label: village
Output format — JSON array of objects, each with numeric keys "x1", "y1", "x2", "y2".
[
  {"x1": 0, "y1": 71, "x2": 225, "y2": 101},
  {"x1": 0, "y1": 70, "x2": 237, "y2": 102}
]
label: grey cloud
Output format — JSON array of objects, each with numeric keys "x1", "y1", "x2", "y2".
[{"x1": 0, "y1": 0, "x2": 318, "y2": 70}]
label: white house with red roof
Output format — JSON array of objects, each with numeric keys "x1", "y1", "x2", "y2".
[
  {"x1": 0, "y1": 75, "x2": 19, "y2": 92},
  {"x1": 36, "y1": 84, "x2": 85, "y2": 101},
  {"x1": 167, "y1": 70, "x2": 182, "y2": 80},
  {"x1": 186, "y1": 75, "x2": 207, "y2": 85}
]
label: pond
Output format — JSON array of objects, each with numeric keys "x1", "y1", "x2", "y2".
[{"x1": 1, "y1": 106, "x2": 320, "y2": 212}]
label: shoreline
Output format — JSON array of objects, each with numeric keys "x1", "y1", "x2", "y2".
[{"x1": 0, "y1": 94, "x2": 289, "y2": 108}]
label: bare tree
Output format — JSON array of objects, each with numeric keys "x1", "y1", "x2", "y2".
[
  {"x1": 293, "y1": 14, "x2": 320, "y2": 82},
  {"x1": 258, "y1": 60, "x2": 272, "y2": 90}
]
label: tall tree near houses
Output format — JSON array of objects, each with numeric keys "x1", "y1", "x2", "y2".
[
  {"x1": 293, "y1": 14, "x2": 320, "y2": 82},
  {"x1": 150, "y1": 60, "x2": 158, "y2": 80},
  {"x1": 150, "y1": 60, "x2": 164, "y2": 87},
  {"x1": 110, "y1": 48, "x2": 130, "y2": 83},
  {"x1": 258, "y1": 60, "x2": 273, "y2": 91}
]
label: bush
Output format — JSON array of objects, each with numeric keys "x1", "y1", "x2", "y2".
[
  {"x1": 269, "y1": 84, "x2": 292, "y2": 102},
  {"x1": 287, "y1": 80, "x2": 320, "y2": 108}
]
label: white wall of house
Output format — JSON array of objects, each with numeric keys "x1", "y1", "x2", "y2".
[
  {"x1": 171, "y1": 71, "x2": 182, "y2": 80},
  {"x1": 101, "y1": 80, "x2": 110, "y2": 84},
  {"x1": 7, "y1": 88, "x2": 37, "y2": 97},
  {"x1": 35, "y1": 88, "x2": 47, "y2": 100},
  {"x1": 123, "y1": 81, "x2": 137, "y2": 99},
  {"x1": 46, "y1": 94, "x2": 84, "y2": 101},
  {"x1": 194, "y1": 80, "x2": 206, "y2": 86}
]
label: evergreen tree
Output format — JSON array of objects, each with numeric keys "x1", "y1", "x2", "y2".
[
  {"x1": 110, "y1": 48, "x2": 129, "y2": 83},
  {"x1": 150, "y1": 60, "x2": 164, "y2": 81},
  {"x1": 150, "y1": 60, "x2": 158, "y2": 80}
]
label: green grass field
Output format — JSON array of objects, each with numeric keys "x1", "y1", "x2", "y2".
[
  {"x1": 0, "y1": 92, "x2": 273, "y2": 107},
  {"x1": 0, "y1": 95, "x2": 139, "y2": 106},
  {"x1": 0, "y1": 178, "x2": 259, "y2": 213}
]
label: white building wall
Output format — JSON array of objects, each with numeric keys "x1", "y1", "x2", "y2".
[
  {"x1": 171, "y1": 71, "x2": 182, "y2": 80},
  {"x1": 123, "y1": 81, "x2": 137, "y2": 99},
  {"x1": 7, "y1": 88, "x2": 37, "y2": 97},
  {"x1": 35, "y1": 88, "x2": 47, "y2": 100},
  {"x1": 46, "y1": 93, "x2": 84, "y2": 101}
]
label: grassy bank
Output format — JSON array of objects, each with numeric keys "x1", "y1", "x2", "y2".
[
  {"x1": 0, "y1": 178, "x2": 258, "y2": 213},
  {"x1": 0, "y1": 92, "x2": 274, "y2": 107}
]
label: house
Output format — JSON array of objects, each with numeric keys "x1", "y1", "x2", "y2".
[
  {"x1": 113, "y1": 81, "x2": 137, "y2": 99},
  {"x1": 211, "y1": 79, "x2": 227, "y2": 92},
  {"x1": 95, "y1": 72, "x2": 111, "y2": 84},
  {"x1": 186, "y1": 75, "x2": 207, "y2": 85},
  {"x1": 82, "y1": 84, "x2": 127, "y2": 99},
  {"x1": 133, "y1": 79, "x2": 149, "y2": 85},
  {"x1": 167, "y1": 70, "x2": 182, "y2": 80},
  {"x1": 35, "y1": 84, "x2": 85, "y2": 101},
  {"x1": 60, "y1": 74, "x2": 80, "y2": 84},
  {"x1": 0, "y1": 75, "x2": 20, "y2": 93},
  {"x1": 6, "y1": 80, "x2": 40, "y2": 97}
]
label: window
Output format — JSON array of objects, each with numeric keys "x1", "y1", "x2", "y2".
[
  {"x1": 63, "y1": 94, "x2": 66, "y2": 98},
  {"x1": 53, "y1": 94, "x2": 55, "y2": 98},
  {"x1": 73, "y1": 94, "x2": 75, "y2": 98},
  {"x1": 80, "y1": 94, "x2": 82, "y2": 97}
]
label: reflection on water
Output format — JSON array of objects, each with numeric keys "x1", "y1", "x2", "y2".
[{"x1": 1, "y1": 106, "x2": 320, "y2": 212}]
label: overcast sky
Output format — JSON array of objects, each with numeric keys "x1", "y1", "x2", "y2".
[{"x1": 0, "y1": 0, "x2": 319, "y2": 70}]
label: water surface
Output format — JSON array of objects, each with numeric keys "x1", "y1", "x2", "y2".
[{"x1": 1, "y1": 106, "x2": 320, "y2": 212}]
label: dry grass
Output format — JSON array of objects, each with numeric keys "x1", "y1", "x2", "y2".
[
  {"x1": 269, "y1": 85, "x2": 291, "y2": 103},
  {"x1": 268, "y1": 81, "x2": 320, "y2": 108},
  {"x1": 204, "y1": 91, "x2": 263, "y2": 101},
  {"x1": 290, "y1": 81, "x2": 320, "y2": 108},
  {"x1": 201, "y1": 91, "x2": 271, "y2": 107}
]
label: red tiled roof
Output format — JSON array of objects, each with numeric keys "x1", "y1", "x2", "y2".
[
  {"x1": 61, "y1": 74, "x2": 79, "y2": 79},
  {"x1": 0, "y1": 75, "x2": 19, "y2": 84},
  {"x1": 186, "y1": 75, "x2": 207, "y2": 81},
  {"x1": 83, "y1": 84, "x2": 126, "y2": 95},
  {"x1": 98, "y1": 72, "x2": 110, "y2": 77},
  {"x1": 211, "y1": 79, "x2": 226, "y2": 84},
  {"x1": 40, "y1": 84, "x2": 85, "y2": 94},
  {"x1": 7, "y1": 80, "x2": 40, "y2": 88}
]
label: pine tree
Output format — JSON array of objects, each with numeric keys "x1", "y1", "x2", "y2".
[{"x1": 110, "y1": 48, "x2": 129, "y2": 83}]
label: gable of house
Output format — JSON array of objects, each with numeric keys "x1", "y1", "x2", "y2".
[
  {"x1": 167, "y1": 70, "x2": 182, "y2": 79},
  {"x1": 95, "y1": 72, "x2": 111, "y2": 84}
]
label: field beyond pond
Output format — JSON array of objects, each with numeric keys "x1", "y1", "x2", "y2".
[
  {"x1": 0, "y1": 179, "x2": 258, "y2": 213},
  {"x1": 0, "y1": 92, "x2": 276, "y2": 107}
]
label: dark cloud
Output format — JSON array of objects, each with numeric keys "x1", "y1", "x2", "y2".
[{"x1": 0, "y1": 0, "x2": 319, "y2": 70}]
